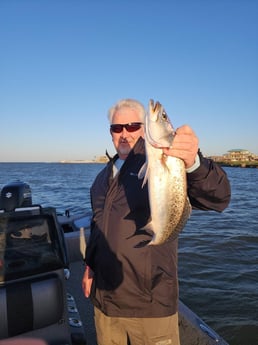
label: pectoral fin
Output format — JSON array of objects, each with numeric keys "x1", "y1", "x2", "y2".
[{"x1": 138, "y1": 161, "x2": 149, "y2": 187}]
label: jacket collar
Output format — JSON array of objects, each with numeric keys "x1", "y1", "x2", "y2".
[{"x1": 107, "y1": 137, "x2": 145, "y2": 180}]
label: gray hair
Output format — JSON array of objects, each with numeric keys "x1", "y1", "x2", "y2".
[{"x1": 107, "y1": 99, "x2": 145, "y2": 124}]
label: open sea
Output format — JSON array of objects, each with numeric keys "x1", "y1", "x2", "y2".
[{"x1": 0, "y1": 162, "x2": 257, "y2": 345}]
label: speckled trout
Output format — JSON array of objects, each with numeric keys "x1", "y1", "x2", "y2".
[{"x1": 140, "y1": 99, "x2": 191, "y2": 245}]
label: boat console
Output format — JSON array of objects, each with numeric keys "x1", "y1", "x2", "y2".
[{"x1": 0, "y1": 181, "x2": 85, "y2": 345}]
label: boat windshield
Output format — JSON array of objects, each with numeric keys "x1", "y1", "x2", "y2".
[{"x1": 0, "y1": 209, "x2": 66, "y2": 282}]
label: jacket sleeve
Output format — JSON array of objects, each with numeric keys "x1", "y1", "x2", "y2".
[{"x1": 187, "y1": 151, "x2": 231, "y2": 212}]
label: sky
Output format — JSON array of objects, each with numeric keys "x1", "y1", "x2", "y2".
[{"x1": 1, "y1": 0, "x2": 257, "y2": 162}]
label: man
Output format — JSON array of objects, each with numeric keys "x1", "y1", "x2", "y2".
[{"x1": 82, "y1": 99, "x2": 231, "y2": 345}]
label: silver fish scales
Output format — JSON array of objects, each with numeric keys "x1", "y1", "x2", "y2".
[{"x1": 140, "y1": 99, "x2": 191, "y2": 245}]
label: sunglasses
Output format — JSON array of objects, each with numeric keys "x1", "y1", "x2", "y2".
[{"x1": 110, "y1": 122, "x2": 143, "y2": 133}]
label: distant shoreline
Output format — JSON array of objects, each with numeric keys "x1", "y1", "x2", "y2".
[
  {"x1": 0, "y1": 161, "x2": 108, "y2": 164},
  {"x1": 218, "y1": 162, "x2": 258, "y2": 168},
  {"x1": 59, "y1": 159, "x2": 108, "y2": 164}
]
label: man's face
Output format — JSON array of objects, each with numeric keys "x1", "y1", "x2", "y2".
[{"x1": 110, "y1": 107, "x2": 144, "y2": 160}]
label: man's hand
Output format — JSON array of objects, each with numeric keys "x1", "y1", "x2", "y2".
[
  {"x1": 82, "y1": 265, "x2": 94, "y2": 298},
  {"x1": 163, "y1": 125, "x2": 199, "y2": 169}
]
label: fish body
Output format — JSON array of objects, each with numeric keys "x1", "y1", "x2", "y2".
[{"x1": 142, "y1": 99, "x2": 191, "y2": 245}]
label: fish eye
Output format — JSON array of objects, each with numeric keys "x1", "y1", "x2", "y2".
[{"x1": 161, "y1": 111, "x2": 167, "y2": 120}]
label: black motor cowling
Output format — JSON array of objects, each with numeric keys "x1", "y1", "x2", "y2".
[{"x1": 0, "y1": 181, "x2": 32, "y2": 212}]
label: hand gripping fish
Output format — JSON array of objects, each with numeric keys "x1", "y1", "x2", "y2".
[{"x1": 139, "y1": 99, "x2": 191, "y2": 245}]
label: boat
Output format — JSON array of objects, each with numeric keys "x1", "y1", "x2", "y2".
[{"x1": 0, "y1": 181, "x2": 229, "y2": 345}]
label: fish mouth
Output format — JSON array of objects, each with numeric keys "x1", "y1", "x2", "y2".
[
  {"x1": 151, "y1": 99, "x2": 161, "y2": 113},
  {"x1": 145, "y1": 100, "x2": 175, "y2": 148}
]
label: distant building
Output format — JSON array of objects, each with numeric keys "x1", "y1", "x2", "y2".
[
  {"x1": 95, "y1": 155, "x2": 109, "y2": 163},
  {"x1": 209, "y1": 149, "x2": 258, "y2": 163},
  {"x1": 223, "y1": 149, "x2": 257, "y2": 162}
]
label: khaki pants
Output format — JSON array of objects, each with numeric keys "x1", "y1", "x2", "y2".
[{"x1": 94, "y1": 307, "x2": 180, "y2": 345}]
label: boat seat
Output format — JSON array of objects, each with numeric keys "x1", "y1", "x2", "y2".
[
  {"x1": 0, "y1": 207, "x2": 71, "y2": 344},
  {"x1": 0, "y1": 271, "x2": 70, "y2": 342}
]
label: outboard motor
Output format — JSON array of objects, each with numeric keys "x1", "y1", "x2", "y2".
[{"x1": 0, "y1": 181, "x2": 32, "y2": 212}]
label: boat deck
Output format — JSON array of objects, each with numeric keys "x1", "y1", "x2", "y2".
[
  {"x1": 66, "y1": 260, "x2": 229, "y2": 345},
  {"x1": 66, "y1": 261, "x2": 97, "y2": 344}
]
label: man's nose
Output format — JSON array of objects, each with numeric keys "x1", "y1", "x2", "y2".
[{"x1": 121, "y1": 127, "x2": 129, "y2": 137}]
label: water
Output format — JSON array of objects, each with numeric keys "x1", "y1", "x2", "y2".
[
  {"x1": 0, "y1": 163, "x2": 257, "y2": 345},
  {"x1": 178, "y1": 168, "x2": 258, "y2": 345},
  {"x1": 0, "y1": 162, "x2": 103, "y2": 215}
]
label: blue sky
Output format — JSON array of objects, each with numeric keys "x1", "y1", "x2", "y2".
[{"x1": 1, "y1": 0, "x2": 257, "y2": 162}]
